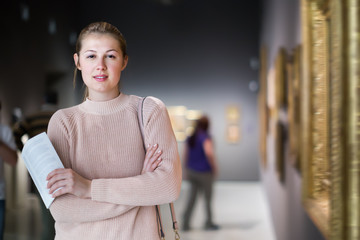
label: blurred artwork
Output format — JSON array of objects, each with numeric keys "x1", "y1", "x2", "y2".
[
  {"x1": 167, "y1": 106, "x2": 202, "y2": 142},
  {"x1": 259, "y1": 45, "x2": 268, "y2": 168},
  {"x1": 225, "y1": 105, "x2": 240, "y2": 143},
  {"x1": 226, "y1": 125, "x2": 240, "y2": 143}
]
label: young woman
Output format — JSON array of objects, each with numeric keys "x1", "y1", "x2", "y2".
[
  {"x1": 182, "y1": 116, "x2": 219, "y2": 231},
  {"x1": 46, "y1": 22, "x2": 182, "y2": 240}
]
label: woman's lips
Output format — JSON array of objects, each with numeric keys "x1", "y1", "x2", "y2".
[{"x1": 94, "y1": 75, "x2": 108, "y2": 82}]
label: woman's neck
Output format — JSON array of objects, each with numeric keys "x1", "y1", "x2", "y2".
[{"x1": 88, "y1": 91, "x2": 121, "y2": 102}]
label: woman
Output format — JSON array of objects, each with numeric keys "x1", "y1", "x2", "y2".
[
  {"x1": 46, "y1": 22, "x2": 182, "y2": 240},
  {"x1": 182, "y1": 116, "x2": 219, "y2": 231}
]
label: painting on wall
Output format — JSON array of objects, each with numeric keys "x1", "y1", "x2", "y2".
[
  {"x1": 274, "y1": 47, "x2": 287, "y2": 182},
  {"x1": 258, "y1": 45, "x2": 268, "y2": 168},
  {"x1": 167, "y1": 106, "x2": 202, "y2": 142},
  {"x1": 286, "y1": 45, "x2": 301, "y2": 171},
  {"x1": 226, "y1": 125, "x2": 240, "y2": 143},
  {"x1": 167, "y1": 106, "x2": 187, "y2": 142},
  {"x1": 185, "y1": 109, "x2": 203, "y2": 136},
  {"x1": 301, "y1": 0, "x2": 360, "y2": 239},
  {"x1": 225, "y1": 105, "x2": 240, "y2": 144}
]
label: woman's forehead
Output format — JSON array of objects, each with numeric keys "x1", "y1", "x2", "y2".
[{"x1": 81, "y1": 33, "x2": 121, "y2": 50}]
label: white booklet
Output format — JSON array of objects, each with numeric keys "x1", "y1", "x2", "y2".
[{"x1": 22, "y1": 132, "x2": 64, "y2": 209}]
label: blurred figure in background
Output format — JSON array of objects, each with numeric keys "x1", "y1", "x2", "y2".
[
  {"x1": 0, "y1": 100, "x2": 18, "y2": 240},
  {"x1": 182, "y1": 115, "x2": 219, "y2": 231},
  {"x1": 13, "y1": 91, "x2": 58, "y2": 240},
  {"x1": 13, "y1": 91, "x2": 58, "y2": 151}
]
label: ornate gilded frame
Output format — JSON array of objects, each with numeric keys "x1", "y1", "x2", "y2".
[
  {"x1": 287, "y1": 45, "x2": 301, "y2": 170},
  {"x1": 259, "y1": 45, "x2": 268, "y2": 168},
  {"x1": 274, "y1": 48, "x2": 287, "y2": 181},
  {"x1": 301, "y1": 0, "x2": 360, "y2": 239}
]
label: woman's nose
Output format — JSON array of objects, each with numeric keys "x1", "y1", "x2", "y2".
[{"x1": 96, "y1": 58, "x2": 106, "y2": 70}]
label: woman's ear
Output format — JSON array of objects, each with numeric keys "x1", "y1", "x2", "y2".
[
  {"x1": 73, "y1": 53, "x2": 81, "y2": 70},
  {"x1": 121, "y1": 55, "x2": 129, "y2": 71}
]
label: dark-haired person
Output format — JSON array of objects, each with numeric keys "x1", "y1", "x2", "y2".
[{"x1": 182, "y1": 115, "x2": 219, "y2": 231}]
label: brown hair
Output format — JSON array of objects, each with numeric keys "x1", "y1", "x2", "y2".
[
  {"x1": 73, "y1": 22, "x2": 128, "y2": 99},
  {"x1": 188, "y1": 116, "x2": 210, "y2": 148}
]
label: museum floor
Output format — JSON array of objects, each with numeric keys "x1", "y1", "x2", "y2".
[{"x1": 4, "y1": 181, "x2": 276, "y2": 240}]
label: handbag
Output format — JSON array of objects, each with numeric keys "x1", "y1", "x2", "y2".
[{"x1": 137, "y1": 97, "x2": 181, "y2": 240}]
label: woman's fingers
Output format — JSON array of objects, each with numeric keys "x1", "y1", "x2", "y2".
[
  {"x1": 142, "y1": 143, "x2": 163, "y2": 173},
  {"x1": 47, "y1": 169, "x2": 73, "y2": 196},
  {"x1": 143, "y1": 144, "x2": 159, "y2": 169},
  {"x1": 46, "y1": 168, "x2": 91, "y2": 199},
  {"x1": 145, "y1": 144, "x2": 158, "y2": 159},
  {"x1": 150, "y1": 157, "x2": 162, "y2": 171},
  {"x1": 143, "y1": 155, "x2": 162, "y2": 172},
  {"x1": 48, "y1": 179, "x2": 68, "y2": 195},
  {"x1": 51, "y1": 187, "x2": 68, "y2": 198},
  {"x1": 47, "y1": 169, "x2": 72, "y2": 189},
  {"x1": 47, "y1": 168, "x2": 68, "y2": 181}
]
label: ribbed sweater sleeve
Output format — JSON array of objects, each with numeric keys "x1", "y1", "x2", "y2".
[
  {"x1": 47, "y1": 110, "x2": 135, "y2": 223},
  {"x1": 91, "y1": 97, "x2": 182, "y2": 205},
  {"x1": 47, "y1": 94, "x2": 182, "y2": 229}
]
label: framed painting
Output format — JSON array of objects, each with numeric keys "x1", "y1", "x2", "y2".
[
  {"x1": 259, "y1": 45, "x2": 268, "y2": 168},
  {"x1": 274, "y1": 47, "x2": 287, "y2": 182},
  {"x1": 167, "y1": 106, "x2": 202, "y2": 142},
  {"x1": 301, "y1": 0, "x2": 360, "y2": 239},
  {"x1": 225, "y1": 105, "x2": 240, "y2": 144},
  {"x1": 286, "y1": 45, "x2": 302, "y2": 171},
  {"x1": 167, "y1": 106, "x2": 188, "y2": 142}
]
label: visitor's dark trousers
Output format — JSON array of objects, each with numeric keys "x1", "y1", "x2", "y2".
[
  {"x1": 183, "y1": 169, "x2": 214, "y2": 227},
  {"x1": 0, "y1": 200, "x2": 5, "y2": 240}
]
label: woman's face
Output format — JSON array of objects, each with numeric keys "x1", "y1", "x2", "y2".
[{"x1": 74, "y1": 33, "x2": 128, "y2": 101}]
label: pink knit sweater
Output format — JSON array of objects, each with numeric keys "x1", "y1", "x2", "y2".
[{"x1": 47, "y1": 93, "x2": 182, "y2": 240}]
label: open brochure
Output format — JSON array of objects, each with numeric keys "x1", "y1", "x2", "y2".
[{"x1": 22, "y1": 132, "x2": 64, "y2": 209}]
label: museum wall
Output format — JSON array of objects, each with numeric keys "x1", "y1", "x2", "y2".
[
  {"x1": 1, "y1": 1, "x2": 261, "y2": 181},
  {"x1": 260, "y1": 0, "x2": 325, "y2": 239},
  {"x1": 0, "y1": 1, "x2": 80, "y2": 208},
  {"x1": 98, "y1": 0, "x2": 262, "y2": 181}
]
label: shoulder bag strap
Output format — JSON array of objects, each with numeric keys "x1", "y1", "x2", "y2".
[
  {"x1": 137, "y1": 97, "x2": 180, "y2": 240},
  {"x1": 137, "y1": 97, "x2": 165, "y2": 239}
]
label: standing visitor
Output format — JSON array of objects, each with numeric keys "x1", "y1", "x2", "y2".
[
  {"x1": 182, "y1": 115, "x2": 219, "y2": 231},
  {"x1": 46, "y1": 22, "x2": 182, "y2": 240}
]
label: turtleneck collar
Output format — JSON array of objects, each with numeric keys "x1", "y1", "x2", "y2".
[{"x1": 79, "y1": 93, "x2": 129, "y2": 115}]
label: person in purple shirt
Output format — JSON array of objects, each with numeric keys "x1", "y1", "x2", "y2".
[{"x1": 182, "y1": 115, "x2": 219, "y2": 231}]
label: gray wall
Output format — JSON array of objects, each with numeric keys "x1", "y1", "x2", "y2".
[
  {"x1": 0, "y1": 1, "x2": 80, "y2": 123},
  {"x1": 1, "y1": 0, "x2": 261, "y2": 181},
  {"x1": 109, "y1": 1, "x2": 262, "y2": 180},
  {"x1": 260, "y1": 0, "x2": 325, "y2": 239}
]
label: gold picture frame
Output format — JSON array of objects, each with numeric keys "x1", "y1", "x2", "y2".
[
  {"x1": 274, "y1": 48, "x2": 287, "y2": 181},
  {"x1": 259, "y1": 46, "x2": 268, "y2": 168},
  {"x1": 301, "y1": 0, "x2": 360, "y2": 239},
  {"x1": 225, "y1": 105, "x2": 240, "y2": 144},
  {"x1": 286, "y1": 45, "x2": 302, "y2": 171},
  {"x1": 167, "y1": 106, "x2": 203, "y2": 142}
]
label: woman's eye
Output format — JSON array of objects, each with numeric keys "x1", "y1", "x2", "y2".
[
  {"x1": 107, "y1": 55, "x2": 116, "y2": 59},
  {"x1": 86, "y1": 55, "x2": 95, "y2": 59}
]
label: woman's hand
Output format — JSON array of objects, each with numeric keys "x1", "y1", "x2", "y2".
[
  {"x1": 47, "y1": 169, "x2": 91, "y2": 199},
  {"x1": 142, "y1": 144, "x2": 163, "y2": 174},
  {"x1": 46, "y1": 144, "x2": 162, "y2": 198}
]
